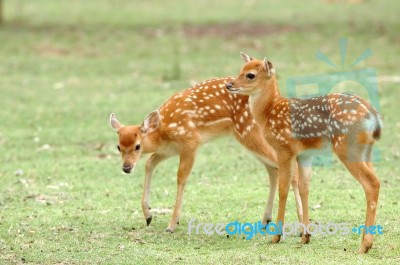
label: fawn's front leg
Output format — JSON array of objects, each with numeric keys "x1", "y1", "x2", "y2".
[
  {"x1": 272, "y1": 156, "x2": 295, "y2": 243},
  {"x1": 142, "y1": 153, "x2": 168, "y2": 226},
  {"x1": 165, "y1": 147, "x2": 196, "y2": 232},
  {"x1": 290, "y1": 165, "x2": 303, "y2": 224},
  {"x1": 262, "y1": 165, "x2": 278, "y2": 225},
  {"x1": 297, "y1": 163, "x2": 312, "y2": 244},
  {"x1": 262, "y1": 163, "x2": 303, "y2": 225}
]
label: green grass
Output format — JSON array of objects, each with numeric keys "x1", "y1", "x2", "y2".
[{"x1": 1, "y1": 0, "x2": 400, "y2": 264}]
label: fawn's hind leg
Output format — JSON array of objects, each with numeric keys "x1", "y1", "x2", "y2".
[
  {"x1": 335, "y1": 141, "x2": 380, "y2": 254},
  {"x1": 166, "y1": 145, "x2": 197, "y2": 233}
]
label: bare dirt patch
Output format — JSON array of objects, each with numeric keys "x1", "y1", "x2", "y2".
[
  {"x1": 182, "y1": 22, "x2": 295, "y2": 38},
  {"x1": 143, "y1": 22, "x2": 296, "y2": 39}
]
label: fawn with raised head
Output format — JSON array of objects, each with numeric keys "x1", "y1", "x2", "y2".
[
  {"x1": 226, "y1": 52, "x2": 382, "y2": 253},
  {"x1": 110, "y1": 77, "x2": 303, "y2": 232}
]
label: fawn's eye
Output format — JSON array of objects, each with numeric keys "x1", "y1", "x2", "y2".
[
  {"x1": 246, "y1": 73, "x2": 256, "y2": 80},
  {"x1": 135, "y1": 144, "x2": 141, "y2": 151},
  {"x1": 117, "y1": 145, "x2": 121, "y2": 152}
]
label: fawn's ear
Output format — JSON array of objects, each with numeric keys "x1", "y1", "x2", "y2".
[
  {"x1": 262, "y1": 57, "x2": 276, "y2": 77},
  {"x1": 110, "y1": 113, "x2": 123, "y2": 131},
  {"x1": 240, "y1": 52, "x2": 254, "y2": 63},
  {"x1": 141, "y1": 110, "x2": 160, "y2": 135}
]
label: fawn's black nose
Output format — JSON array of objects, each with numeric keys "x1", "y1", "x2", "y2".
[
  {"x1": 122, "y1": 165, "x2": 133, "y2": 174},
  {"x1": 226, "y1": 82, "x2": 233, "y2": 90}
]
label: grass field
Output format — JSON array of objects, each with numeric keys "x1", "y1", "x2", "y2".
[{"x1": 1, "y1": 0, "x2": 400, "y2": 264}]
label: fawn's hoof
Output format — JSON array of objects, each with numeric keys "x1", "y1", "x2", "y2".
[
  {"x1": 146, "y1": 216, "x2": 152, "y2": 226},
  {"x1": 165, "y1": 227, "x2": 174, "y2": 233},
  {"x1": 358, "y1": 243, "x2": 372, "y2": 254},
  {"x1": 260, "y1": 220, "x2": 271, "y2": 231},
  {"x1": 358, "y1": 235, "x2": 373, "y2": 254},
  {"x1": 272, "y1": 235, "x2": 281, "y2": 244},
  {"x1": 301, "y1": 233, "x2": 311, "y2": 244}
]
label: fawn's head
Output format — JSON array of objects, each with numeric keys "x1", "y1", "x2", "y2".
[
  {"x1": 226, "y1": 52, "x2": 276, "y2": 96},
  {"x1": 110, "y1": 111, "x2": 159, "y2": 174}
]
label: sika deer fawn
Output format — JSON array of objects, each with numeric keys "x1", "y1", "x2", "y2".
[
  {"x1": 226, "y1": 53, "x2": 382, "y2": 253},
  {"x1": 110, "y1": 77, "x2": 303, "y2": 232}
]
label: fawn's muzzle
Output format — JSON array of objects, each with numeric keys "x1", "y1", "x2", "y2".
[
  {"x1": 225, "y1": 82, "x2": 241, "y2": 94},
  {"x1": 122, "y1": 165, "x2": 133, "y2": 174}
]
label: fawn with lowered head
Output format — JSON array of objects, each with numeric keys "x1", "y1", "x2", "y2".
[
  {"x1": 110, "y1": 78, "x2": 303, "y2": 232},
  {"x1": 226, "y1": 52, "x2": 382, "y2": 254}
]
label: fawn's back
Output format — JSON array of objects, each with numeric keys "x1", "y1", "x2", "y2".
[
  {"x1": 157, "y1": 77, "x2": 257, "y2": 144},
  {"x1": 265, "y1": 93, "x2": 382, "y2": 149}
]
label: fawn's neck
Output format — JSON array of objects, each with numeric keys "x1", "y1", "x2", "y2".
[
  {"x1": 142, "y1": 130, "x2": 163, "y2": 154},
  {"x1": 249, "y1": 76, "x2": 283, "y2": 125}
]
